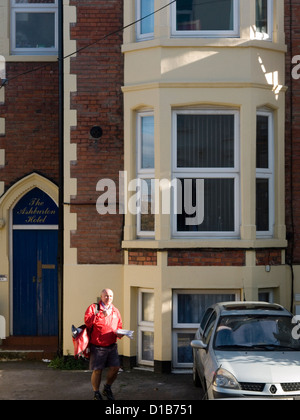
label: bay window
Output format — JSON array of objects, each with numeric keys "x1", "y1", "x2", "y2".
[
  {"x1": 171, "y1": 0, "x2": 239, "y2": 38},
  {"x1": 136, "y1": 0, "x2": 154, "y2": 41},
  {"x1": 256, "y1": 111, "x2": 274, "y2": 237},
  {"x1": 136, "y1": 112, "x2": 155, "y2": 237},
  {"x1": 255, "y1": 0, "x2": 273, "y2": 40},
  {"x1": 11, "y1": 0, "x2": 58, "y2": 55},
  {"x1": 172, "y1": 110, "x2": 240, "y2": 238}
]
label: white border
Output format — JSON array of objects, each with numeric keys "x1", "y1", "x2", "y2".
[
  {"x1": 172, "y1": 109, "x2": 240, "y2": 239},
  {"x1": 256, "y1": 110, "x2": 274, "y2": 238},
  {"x1": 171, "y1": 0, "x2": 240, "y2": 38},
  {"x1": 136, "y1": 112, "x2": 155, "y2": 238},
  {"x1": 137, "y1": 289, "x2": 155, "y2": 366},
  {"x1": 10, "y1": 0, "x2": 58, "y2": 55},
  {"x1": 254, "y1": 0, "x2": 273, "y2": 41},
  {"x1": 136, "y1": 0, "x2": 154, "y2": 41}
]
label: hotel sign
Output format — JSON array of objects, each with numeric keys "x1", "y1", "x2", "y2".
[{"x1": 13, "y1": 188, "x2": 58, "y2": 226}]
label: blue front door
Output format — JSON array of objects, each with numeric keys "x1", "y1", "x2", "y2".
[
  {"x1": 12, "y1": 188, "x2": 59, "y2": 336},
  {"x1": 13, "y1": 230, "x2": 58, "y2": 336}
]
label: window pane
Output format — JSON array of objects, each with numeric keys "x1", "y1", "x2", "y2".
[
  {"x1": 257, "y1": 115, "x2": 269, "y2": 169},
  {"x1": 15, "y1": 0, "x2": 55, "y2": 3},
  {"x1": 141, "y1": 331, "x2": 154, "y2": 361},
  {"x1": 140, "y1": 179, "x2": 155, "y2": 232},
  {"x1": 256, "y1": 178, "x2": 269, "y2": 231},
  {"x1": 141, "y1": 116, "x2": 154, "y2": 169},
  {"x1": 256, "y1": 0, "x2": 268, "y2": 33},
  {"x1": 176, "y1": 0, "x2": 234, "y2": 31},
  {"x1": 16, "y1": 12, "x2": 55, "y2": 49},
  {"x1": 140, "y1": 0, "x2": 154, "y2": 35},
  {"x1": 177, "y1": 178, "x2": 235, "y2": 232},
  {"x1": 177, "y1": 293, "x2": 235, "y2": 324},
  {"x1": 142, "y1": 292, "x2": 154, "y2": 322},
  {"x1": 177, "y1": 114, "x2": 234, "y2": 168},
  {"x1": 177, "y1": 333, "x2": 194, "y2": 364}
]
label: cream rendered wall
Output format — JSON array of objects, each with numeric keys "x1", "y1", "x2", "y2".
[{"x1": 121, "y1": 1, "x2": 287, "y2": 365}]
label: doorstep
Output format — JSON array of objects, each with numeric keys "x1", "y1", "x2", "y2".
[{"x1": 0, "y1": 336, "x2": 58, "y2": 361}]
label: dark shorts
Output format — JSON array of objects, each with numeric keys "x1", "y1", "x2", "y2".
[{"x1": 89, "y1": 343, "x2": 120, "y2": 371}]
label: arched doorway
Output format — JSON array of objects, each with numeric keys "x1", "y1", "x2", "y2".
[{"x1": 12, "y1": 188, "x2": 59, "y2": 336}]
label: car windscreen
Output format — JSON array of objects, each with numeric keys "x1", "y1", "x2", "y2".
[{"x1": 213, "y1": 315, "x2": 300, "y2": 351}]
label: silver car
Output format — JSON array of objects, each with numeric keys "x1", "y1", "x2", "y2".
[{"x1": 191, "y1": 302, "x2": 300, "y2": 400}]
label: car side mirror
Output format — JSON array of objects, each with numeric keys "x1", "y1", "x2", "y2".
[{"x1": 190, "y1": 339, "x2": 208, "y2": 350}]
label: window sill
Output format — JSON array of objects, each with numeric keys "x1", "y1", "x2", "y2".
[
  {"x1": 122, "y1": 38, "x2": 287, "y2": 54},
  {"x1": 6, "y1": 55, "x2": 58, "y2": 62},
  {"x1": 122, "y1": 238, "x2": 287, "y2": 250}
]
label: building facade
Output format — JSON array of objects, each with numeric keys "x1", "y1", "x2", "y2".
[{"x1": 0, "y1": 0, "x2": 298, "y2": 372}]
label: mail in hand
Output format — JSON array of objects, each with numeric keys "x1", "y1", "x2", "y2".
[{"x1": 116, "y1": 329, "x2": 134, "y2": 339}]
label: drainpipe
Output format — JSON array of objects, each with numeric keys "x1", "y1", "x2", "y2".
[{"x1": 58, "y1": 0, "x2": 64, "y2": 357}]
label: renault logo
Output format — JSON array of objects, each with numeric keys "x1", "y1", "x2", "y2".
[{"x1": 269, "y1": 385, "x2": 277, "y2": 394}]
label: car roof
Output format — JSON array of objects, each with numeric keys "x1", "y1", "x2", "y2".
[{"x1": 213, "y1": 301, "x2": 292, "y2": 317}]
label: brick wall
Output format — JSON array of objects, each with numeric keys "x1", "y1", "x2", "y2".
[
  {"x1": 168, "y1": 249, "x2": 246, "y2": 267},
  {"x1": 0, "y1": 62, "x2": 59, "y2": 191},
  {"x1": 128, "y1": 250, "x2": 158, "y2": 266},
  {"x1": 255, "y1": 249, "x2": 282, "y2": 266},
  {"x1": 285, "y1": 0, "x2": 300, "y2": 264},
  {"x1": 69, "y1": 0, "x2": 124, "y2": 264}
]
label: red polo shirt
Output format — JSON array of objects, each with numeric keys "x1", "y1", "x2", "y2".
[{"x1": 84, "y1": 303, "x2": 122, "y2": 347}]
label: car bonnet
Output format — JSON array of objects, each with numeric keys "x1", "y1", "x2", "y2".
[{"x1": 215, "y1": 351, "x2": 300, "y2": 384}]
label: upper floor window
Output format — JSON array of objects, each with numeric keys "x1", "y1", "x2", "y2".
[
  {"x1": 171, "y1": 0, "x2": 239, "y2": 38},
  {"x1": 136, "y1": 0, "x2": 154, "y2": 41},
  {"x1": 255, "y1": 0, "x2": 272, "y2": 40},
  {"x1": 136, "y1": 112, "x2": 155, "y2": 237},
  {"x1": 172, "y1": 109, "x2": 240, "y2": 238},
  {"x1": 11, "y1": 0, "x2": 58, "y2": 55},
  {"x1": 256, "y1": 111, "x2": 274, "y2": 237}
]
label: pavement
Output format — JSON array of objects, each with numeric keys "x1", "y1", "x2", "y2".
[{"x1": 0, "y1": 360, "x2": 204, "y2": 401}]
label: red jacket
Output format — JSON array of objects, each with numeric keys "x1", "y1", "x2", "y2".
[{"x1": 84, "y1": 302, "x2": 122, "y2": 347}]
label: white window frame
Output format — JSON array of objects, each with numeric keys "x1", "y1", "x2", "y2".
[
  {"x1": 256, "y1": 110, "x2": 274, "y2": 238},
  {"x1": 136, "y1": 0, "x2": 154, "y2": 41},
  {"x1": 171, "y1": 0, "x2": 240, "y2": 38},
  {"x1": 136, "y1": 112, "x2": 155, "y2": 238},
  {"x1": 138, "y1": 289, "x2": 154, "y2": 367},
  {"x1": 11, "y1": 0, "x2": 58, "y2": 55},
  {"x1": 172, "y1": 290, "x2": 240, "y2": 368},
  {"x1": 258, "y1": 288, "x2": 274, "y2": 303},
  {"x1": 172, "y1": 109, "x2": 240, "y2": 239},
  {"x1": 254, "y1": 0, "x2": 273, "y2": 41}
]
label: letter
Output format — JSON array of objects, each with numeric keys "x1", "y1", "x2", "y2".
[
  {"x1": 132, "y1": 407, "x2": 139, "y2": 418},
  {"x1": 105, "y1": 407, "x2": 112, "y2": 415},
  {"x1": 292, "y1": 315, "x2": 300, "y2": 340},
  {"x1": 292, "y1": 55, "x2": 300, "y2": 80},
  {"x1": 119, "y1": 171, "x2": 127, "y2": 214},
  {"x1": 150, "y1": 405, "x2": 158, "y2": 415},
  {"x1": 183, "y1": 179, "x2": 204, "y2": 226},
  {"x1": 127, "y1": 178, "x2": 149, "y2": 216},
  {"x1": 166, "y1": 405, "x2": 173, "y2": 414},
  {"x1": 96, "y1": 178, "x2": 117, "y2": 215},
  {"x1": 160, "y1": 178, "x2": 182, "y2": 216}
]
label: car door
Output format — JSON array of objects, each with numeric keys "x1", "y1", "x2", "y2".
[{"x1": 198, "y1": 311, "x2": 217, "y2": 386}]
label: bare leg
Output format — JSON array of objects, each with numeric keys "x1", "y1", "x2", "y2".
[
  {"x1": 91, "y1": 369, "x2": 102, "y2": 392},
  {"x1": 105, "y1": 366, "x2": 120, "y2": 386}
]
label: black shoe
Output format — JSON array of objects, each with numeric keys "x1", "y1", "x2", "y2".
[
  {"x1": 103, "y1": 384, "x2": 115, "y2": 400},
  {"x1": 94, "y1": 391, "x2": 103, "y2": 400}
]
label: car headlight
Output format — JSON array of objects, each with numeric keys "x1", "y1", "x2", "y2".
[{"x1": 213, "y1": 368, "x2": 241, "y2": 390}]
